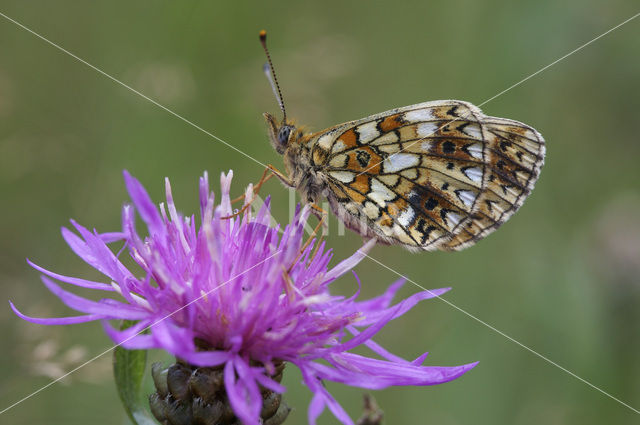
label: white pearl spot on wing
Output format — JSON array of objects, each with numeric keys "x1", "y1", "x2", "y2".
[
  {"x1": 329, "y1": 171, "x2": 355, "y2": 183},
  {"x1": 363, "y1": 201, "x2": 380, "y2": 219},
  {"x1": 397, "y1": 207, "x2": 416, "y2": 227},
  {"x1": 464, "y1": 123, "x2": 482, "y2": 139},
  {"x1": 356, "y1": 121, "x2": 381, "y2": 144},
  {"x1": 317, "y1": 133, "x2": 334, "y2": 150},
  {"x1": 467, "y1": 143, "x2": 483, "y2": 159},
  {"x1": 331, "y1": 139, "x2": 346, "y2": 153},
  {"x1": 368, "y1": 178, "x2": 396, "y2": 206},
  {"x1": 456, "y1": 190, "x2": 477, "y2": 207},
  {"x1": 417, "y1": 122, "x2": 438, "y2": 138},
  {"x1": 404, "y1": 108, "x2": 434, "y2": 123},
  {"x1": 447, "y1": 212, "x2": 462, "y2": 227},
  {"x1": 463, "y1": 166, "x2": 483, "y2": 183},
  {"x1": 383, "y1": 153, "x2": 420, "y2": 173}
]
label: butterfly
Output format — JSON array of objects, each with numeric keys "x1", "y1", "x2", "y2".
[{"x1": 258, "y1": 30, "x2": 545, "y2": 251}]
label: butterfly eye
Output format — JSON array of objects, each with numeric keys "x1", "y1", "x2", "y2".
[{"x1": 278, "y1": 126, "x2": 292, "y2": 145}]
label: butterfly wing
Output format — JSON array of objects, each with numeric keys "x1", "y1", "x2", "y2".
[{"x1": 308, "y1": 100, "x2": 545, "y2": 251}]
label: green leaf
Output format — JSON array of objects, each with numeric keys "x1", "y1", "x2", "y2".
[{"x1": 113, "y1": 320, "x2": 158, "y2": 425}]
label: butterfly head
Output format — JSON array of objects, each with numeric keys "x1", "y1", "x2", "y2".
[{"x1": 264, "y1": 112, "x2": 296, "y2": 154}]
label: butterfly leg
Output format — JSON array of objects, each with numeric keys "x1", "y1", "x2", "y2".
[
  {"x1": 280, "y1": 265, "x2": 296, "y2": 303},
  {"x1": 265, "y1": 163, "x2": 295, "y2": 188},
  {"x1": 287, "y1": 203, "x2": 328, "y2": 271},
  {"x1": 303, "y1": 206, "x2": 327, "y2": 249},
  {"x1": 223, "y1": 164, "x2": 293, "y2": 220},
  {"x1": 309, "y1": 202, "x2": 330, "y2": 235},
  {"x1": 230, "y1": 164, "x2": 293, "y2": 203},
  {"x1": 229, "y1": 166, "x2": 273, "y2": 205}
]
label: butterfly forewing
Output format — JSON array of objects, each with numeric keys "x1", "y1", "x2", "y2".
[{"x1": 307, "y1": 100, "x2": 545, "y2": 251}]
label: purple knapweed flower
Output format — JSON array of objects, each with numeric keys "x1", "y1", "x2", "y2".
[{"x1": 12, "y1": 171, "x2": 477, "y2": 425}]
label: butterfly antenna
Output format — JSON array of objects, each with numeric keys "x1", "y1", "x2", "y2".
[{"x1": 259, "y1": 30, "x2": 287, "y2": 122}]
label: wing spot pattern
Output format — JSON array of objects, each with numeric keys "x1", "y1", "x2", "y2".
[{"x1": 307, "y1": 101, "x2": 544, "y2": 251}]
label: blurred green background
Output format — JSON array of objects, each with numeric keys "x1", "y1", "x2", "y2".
[{"x1": 1, "y1": 1, "x2": 639, "y2": 424}]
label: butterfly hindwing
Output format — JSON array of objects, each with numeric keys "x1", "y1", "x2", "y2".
[
  {"x1": 441, "y1": 116, "x2": 545, "y2": 250},
  {"x1": 307, "y1": 100, "x2": 545, "y2": 251}
]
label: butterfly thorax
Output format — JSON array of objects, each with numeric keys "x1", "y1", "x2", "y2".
[
  {"x1": 283, "y1": 131, "x2": 327, "y2": 204},
  {"x1": 264, "y1": 112, "x2": 327, "y2": 204}
]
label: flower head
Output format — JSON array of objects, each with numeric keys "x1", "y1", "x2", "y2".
[{"x1": 12, "y1": 171, "x2": 476, "y2": 425}]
